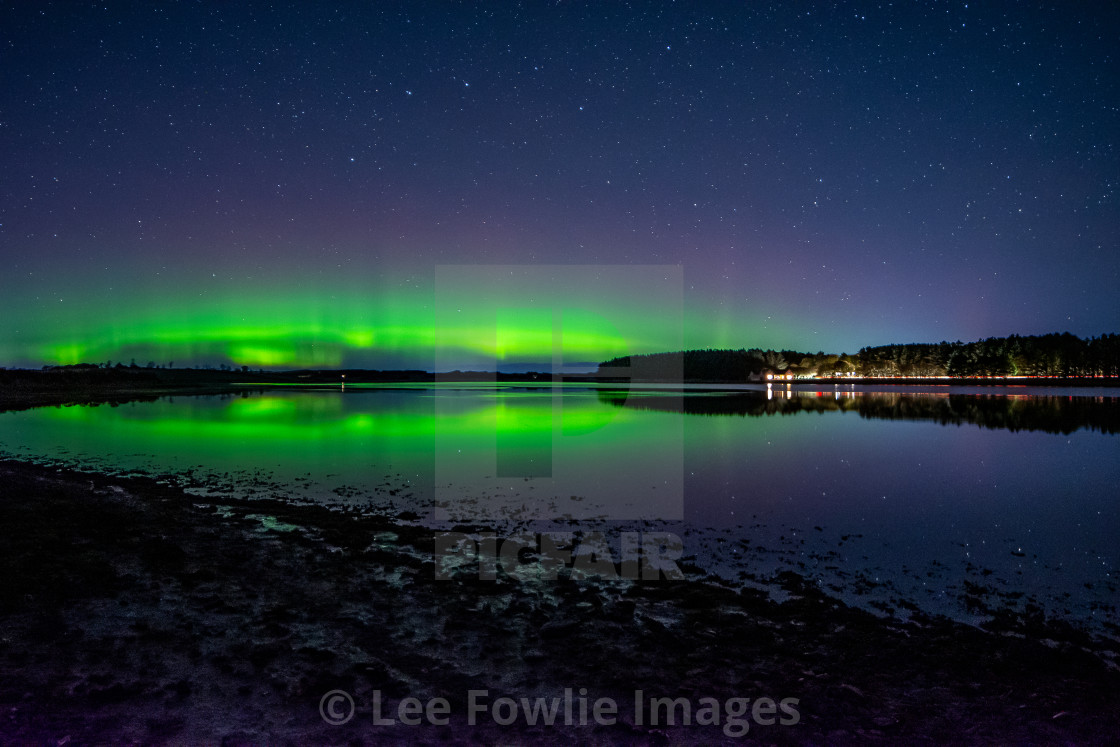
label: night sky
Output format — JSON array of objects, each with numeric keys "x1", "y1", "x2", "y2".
[{"x1": 2, "y1": 2, "x2": 1117, "y2": 370}]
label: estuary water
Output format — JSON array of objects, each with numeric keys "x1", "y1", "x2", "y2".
[{"x1": 1, "y1": 382, "x2": 1117, "y2": 632}]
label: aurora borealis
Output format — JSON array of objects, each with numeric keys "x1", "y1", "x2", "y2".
[{"x1": 2, "y1": 2, "x2": 1117, "y2": 370}]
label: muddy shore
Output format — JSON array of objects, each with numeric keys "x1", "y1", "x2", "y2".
[{"x1": 1, "y1": 457, "x2": 1117, "y2": 744}]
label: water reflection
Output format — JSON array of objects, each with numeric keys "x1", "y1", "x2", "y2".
[
  {"x1": 0, "y1": 384, "x2": 1116, "y2": 632},
  {"x1": 0, "y1": 388, "x2": 685, "y2": 522},
  {"x1": 598, "y1": 387, "x2": 1120, "y2": 434}
]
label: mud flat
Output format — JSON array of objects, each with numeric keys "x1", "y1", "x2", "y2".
[{"x1": 0, "y1": 458, "x2": 1118, "y2": 744}]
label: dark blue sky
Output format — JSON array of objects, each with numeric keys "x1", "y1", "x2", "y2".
[{"x1": 1, "y1": 2, "x2": 1117, "y2": 368}]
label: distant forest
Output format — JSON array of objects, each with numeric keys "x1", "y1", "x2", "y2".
[{"x1": 597, "y1": 332, "x2": 1120, "y2": 380}]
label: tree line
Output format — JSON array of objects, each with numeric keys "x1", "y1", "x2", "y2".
[
  {"x1": 854, "y1": 333, "x2": 1120, "y2": 377},
  {"x1": 597, "y1": 333, "x2": 1120, "y2": 380}
]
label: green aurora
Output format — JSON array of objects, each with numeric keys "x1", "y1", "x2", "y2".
[{"x1": 3, "y1": 268, "x2": 805, "y2": 370}]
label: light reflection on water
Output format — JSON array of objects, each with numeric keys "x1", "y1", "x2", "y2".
[{"x1": 0, "y1": 383, "x2": 1116, "y2": 631}]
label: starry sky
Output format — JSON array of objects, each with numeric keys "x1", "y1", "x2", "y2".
[{"x1": 2, "y1": 2, "x2": 1117, "y2": 370}]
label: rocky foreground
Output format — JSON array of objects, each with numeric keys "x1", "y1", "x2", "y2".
[{"x1": 1, "y1": 459, "x2": 1117, "y2": 745}]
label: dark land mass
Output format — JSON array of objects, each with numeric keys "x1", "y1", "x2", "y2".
[
  {"x1": 598, "y1": 332, "x2": 1120, "y2": 380},
  {"x1": 0, "y1": 458, "x2": 1118, "y2": 744}
]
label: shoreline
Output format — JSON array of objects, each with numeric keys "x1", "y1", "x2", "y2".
[
  {"x1": 2, "y1": 369, "x2": 1119, "y2": 414},
  {"x1": 1, "y1": 457, "x2": 1118, "y2": 742}
]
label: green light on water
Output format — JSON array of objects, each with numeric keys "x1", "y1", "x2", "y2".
[
  {"x1": 34, "y1": 391, "x2": 622, "y2": 440},
  {"x1": 0, "y1": 385, "x2": 686, "y2": 520}
]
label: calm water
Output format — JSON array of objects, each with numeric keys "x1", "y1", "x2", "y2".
[{"x1": 2, "y1": 383, "x2": 1117, "y2": 630}]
